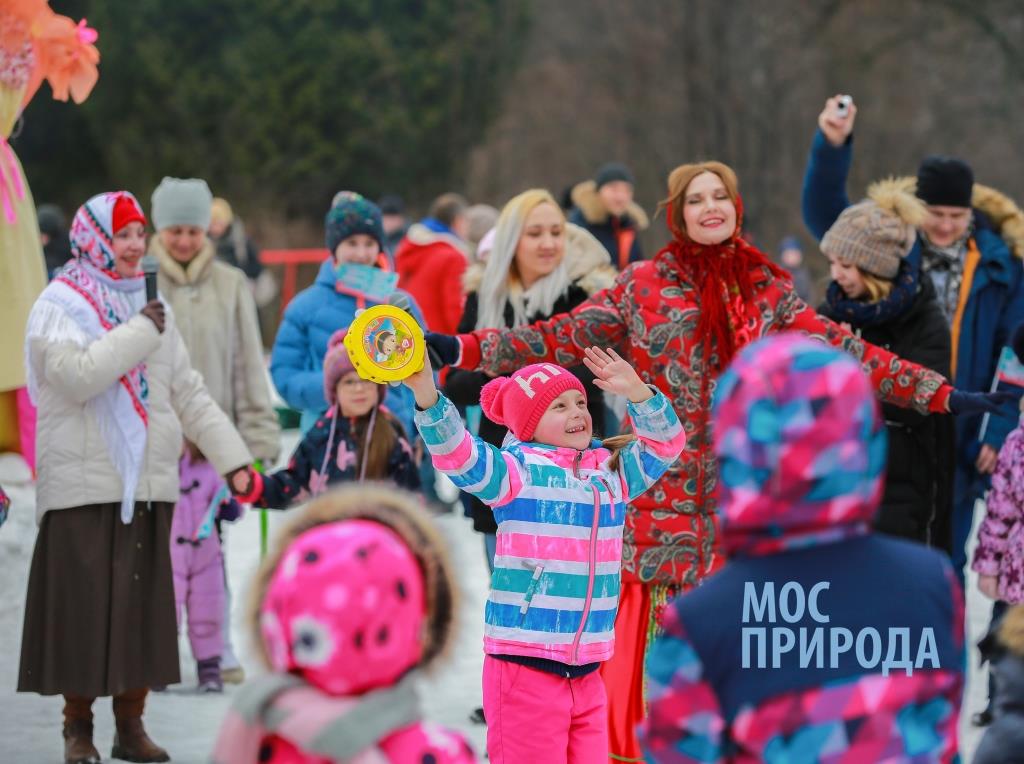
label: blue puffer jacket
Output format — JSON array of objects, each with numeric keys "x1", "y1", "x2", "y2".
[
  {"x1": 269, "y1": 258, "x2": 424, "y2": 437},
  {"x1": 801, "y1": 129, "x2": 1024, "y2": 474}
]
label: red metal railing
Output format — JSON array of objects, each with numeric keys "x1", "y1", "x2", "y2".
[{"x1": 259, "y1": 248, "x2": 329, "y2": 316}]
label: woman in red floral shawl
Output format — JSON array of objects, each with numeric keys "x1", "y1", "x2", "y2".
[{"x1": 427, "y1": 161, "x2": 1008, "y2": 762}]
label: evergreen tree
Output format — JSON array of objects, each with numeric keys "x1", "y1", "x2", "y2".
[{"x1": 16, "y1": 0, "x2": 529, "y2": 218}]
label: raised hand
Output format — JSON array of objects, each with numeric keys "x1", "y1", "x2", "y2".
[
  {"x1": 818, "y1": 94, "x2": 857, "y2": 147},
  {"x1": 403, "y1": 352, "x2": 440, "y2": 410},
  {"x1": 582, "y1": 346, "x2": 653, "y2": 403}
]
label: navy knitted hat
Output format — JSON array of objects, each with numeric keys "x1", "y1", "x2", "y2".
[
  {"x1": 779, "y1": 235, "x2": 802, "y2": 254},
  {"x1": 377, "y1": 194, "x2": 405, "y2": 216},
  {"x1": 595, "y1": 162, "x2": 635, "y2": 189},
  {"x1": 325, "y1": 192, "x2": 384, "y2": 254},
  {"x1": 916, "y1": 156, "x2": 974, "y2": 208}
]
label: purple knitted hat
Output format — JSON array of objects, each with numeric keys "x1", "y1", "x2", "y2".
[{"x1": 323, "y1": 330, "x2": 384, "y2": 406}]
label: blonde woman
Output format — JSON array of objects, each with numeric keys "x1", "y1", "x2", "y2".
[{"x1": 444, "y1": 189, "x2": 616, "y2": 574}]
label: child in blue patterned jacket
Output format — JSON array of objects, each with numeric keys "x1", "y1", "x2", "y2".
[{"x1": 404, "y1": 346, "x2": 685, "y2": 764}]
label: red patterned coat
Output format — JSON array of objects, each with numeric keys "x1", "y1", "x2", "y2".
[{"x1": 457, "y1": 248, "x2": 951, "y2": 588}]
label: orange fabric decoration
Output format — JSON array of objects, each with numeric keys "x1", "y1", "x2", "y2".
[
  {"x1": 600, "y1": 582, "x2": 650, "y2": 763},
  {"x1": 0, "y1": 0, "x2": 47, "y2": 54},
  {"x1": 616, "y1": 228, "x2": 636, "y2": 270},
  {"x1": 950, "y1": 238, "x2": 981, "y2": 379},
  {"x1": 0, "y1": 0, "x2": 99, "y2": 108}
]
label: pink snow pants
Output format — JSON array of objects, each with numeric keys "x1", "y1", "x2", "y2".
[
  {"x1": 482, "y1": 655, "x2": 608, "y2": 764},
  {"x1": 170, "y1": 535, "x2": 225, "y2": 662}
]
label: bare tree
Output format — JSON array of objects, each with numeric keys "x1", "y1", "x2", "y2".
[{"x1": 465, "y1": 0, "x2": 1024, "y2": 278}]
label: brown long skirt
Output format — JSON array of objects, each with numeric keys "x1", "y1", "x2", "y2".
[{"x1": 17, "y1": 502, "x2": 180, "y2": 697}]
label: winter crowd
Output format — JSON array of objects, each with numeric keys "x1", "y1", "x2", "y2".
[{"x1": 5, "y1": 20, "x2": 1024, "y2": 761}]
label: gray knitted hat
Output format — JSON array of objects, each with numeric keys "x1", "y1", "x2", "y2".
[
  {"x1": 820, "y1": 179, "x2": 927, "y2": 279},
  {"x1": 151, "y1": 177, "x2": 213, "y2": 231}
]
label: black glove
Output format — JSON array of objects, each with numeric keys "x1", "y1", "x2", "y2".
[
  {"x1": 424, "y1": 332, "x2": 461, "y2": 368},
  {"x1": 948, "y1": 390, "x2": 1020, "y2": 416}
]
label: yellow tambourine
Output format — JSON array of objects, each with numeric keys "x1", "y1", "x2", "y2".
[{"x1": 343, "y1": 304, "x2": 426, "y2": 384}]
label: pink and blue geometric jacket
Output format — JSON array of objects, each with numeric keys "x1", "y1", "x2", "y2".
[
  {"x1": 415, "y1": 388, "x2": 685, "y2": 666},
  {"x1": 641, "y1": 335, "x2": 965, "y2": 763}
]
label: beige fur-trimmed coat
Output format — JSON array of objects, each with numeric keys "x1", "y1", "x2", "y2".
[
  {"x1": 150, "y1": 237, "x2": 280, "y2": 464},
  {"x1": 569, "y1": 179, "x2": 649, "y2": 266}
]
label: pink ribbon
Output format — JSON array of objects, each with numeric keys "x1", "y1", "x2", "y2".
[
  {"x1": 0, "y1": 136, "x2": 26, "y2": 225},
  {"x1": 76, "y1": 19, "x2": 98, "y2": 45}
]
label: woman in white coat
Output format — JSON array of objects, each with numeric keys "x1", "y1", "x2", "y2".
[{"x1": 17, "y1": 191, "x2": 253, "y2": 764}]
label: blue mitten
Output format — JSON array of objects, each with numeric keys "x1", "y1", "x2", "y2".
[{"x1": 948, "y1": 390, "x2": 1020, "y2": 416}]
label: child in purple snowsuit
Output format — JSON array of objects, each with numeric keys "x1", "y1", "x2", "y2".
[{"x1": 171, "y1": 444, "x2": 243, "y2": 693}]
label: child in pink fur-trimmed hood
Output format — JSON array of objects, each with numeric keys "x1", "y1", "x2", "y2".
[{"x1": 211, "y1": 484, "x2": 476, "y2": 763}]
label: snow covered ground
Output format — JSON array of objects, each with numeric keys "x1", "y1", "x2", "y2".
[{"x1": 0, "y1": 446, "x2": 992, "y2": 762}]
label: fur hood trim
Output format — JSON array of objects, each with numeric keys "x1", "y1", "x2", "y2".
[
  {"x1": 999, "y1": 604, "x2": 1024, "y2": 656},
  {"x1": 248, "y1": 483, "x2": 458, "y2": 673},
  {"x1": 571, "y1": 180, "x2": 649, "y2": 230},
  {"x1": 461, "y1": 262, "x2": 484, "y2": 293},
  {"x1": 149, "y1": 236, "x2": 218, "y2": 286},
  {"x1": 461, "y1": 222, "x2": 617, "y2": 296},
  {"x1": 886, "y1": 177, "x2": 1024, "y2": 259},
  {"x1": 866, "y1": 178, "x2": 928, "y2": 227},
  {"x1": 403, "y1": 222, "x2": 470, "y2": 257}
]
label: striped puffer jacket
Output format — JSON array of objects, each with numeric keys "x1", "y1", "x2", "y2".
[{"x1": 415, "y1": 389, "x2": 685, "y2": 665}]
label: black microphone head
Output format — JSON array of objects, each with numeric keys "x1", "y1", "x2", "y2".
[{"x1": 142, "y1": 254, "x2": 159, "y2": 301}]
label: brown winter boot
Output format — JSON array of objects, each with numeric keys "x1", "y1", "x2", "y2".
[
  {"x1": 63, "y1": 694, "x2": 101, "y2": 764},
  {"x1": 110, "y1": 689, "x2": 169, "y2": 763},
  {"x1": 64, "y1": 719, "x2": 102, "y2": 764}
]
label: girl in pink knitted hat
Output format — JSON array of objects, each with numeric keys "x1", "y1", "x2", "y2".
[{"x1": 404, "y1": 347, "x2": 686, "y2": 763}]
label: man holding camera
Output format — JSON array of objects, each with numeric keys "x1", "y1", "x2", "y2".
[{"x1": 800, "y1": 95, "x2": 1024, "y2": 607}]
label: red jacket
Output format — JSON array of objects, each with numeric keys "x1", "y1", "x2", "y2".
[
  {"x1": 457, "y1": 248, "x2": 952, "y2": 588},
  {"x1": 394, "y1": 224, "x2": 468, "y2": 334}
]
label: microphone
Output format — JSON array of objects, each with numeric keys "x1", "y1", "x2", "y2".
[
  {"x1": 142, "y1": 255, "x2": 159, "y2": 302},
  {"x1": 387, "y1": 290, "x2": 412, "y2": 313}
]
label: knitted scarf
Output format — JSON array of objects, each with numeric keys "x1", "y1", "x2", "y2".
[
  {"x1": 823, "y1": 255, "x2": 920, "y2": 329},
  {"x1": 656, "y1": 196, "x2": 790, "y2": 565},
  {"x1": 211, "y1": 672, "x2": 422, "y2": 764},
  {"x1": 25, "y1": 192, "x2": 149, "y2": 523},
  {"x1": 661, "y1": 196, "x2": 789, "y2": 373},
  {"x1": 921, "y1": 226, "x2": 972, "y2": 325}
]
